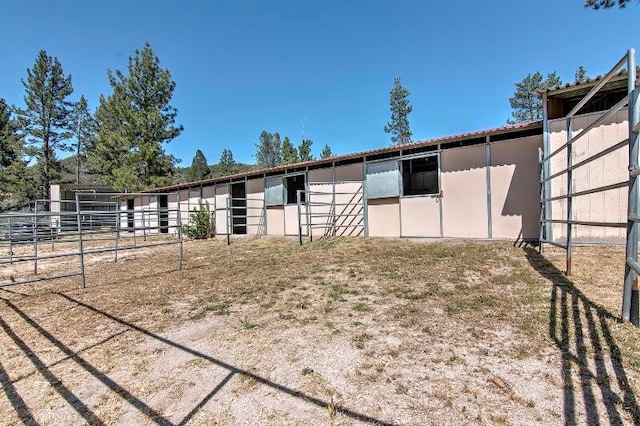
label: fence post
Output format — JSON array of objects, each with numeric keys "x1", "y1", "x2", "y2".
[
  {"x1": 297, "y1": 190, "x2": 303, "y2": 245},
  {"x1": 538, "y1": 147, "x2": 545, "y2": 254},
  {"x1": 226, "y1": 196, "x2": 231, "y2": 245},
  {"x1": 624, "y1": 48, "x2": 639, "y2": 325},
  {"x1": 75, "y1": 193, "x2": 86, "y2": 289},
  {"x1": 33, "y1": 209, "x2": 38, "y2": 275},
  {"x1": 176, "y1": 193, "x2": 184, "y2": 270},
  {"x1": 566, "y1": 116, "x2": 574, "y2": 276}
]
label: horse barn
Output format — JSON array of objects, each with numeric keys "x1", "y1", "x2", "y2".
[{"x1": 121, "y1": 71, "x2": 628, "y2": 248}]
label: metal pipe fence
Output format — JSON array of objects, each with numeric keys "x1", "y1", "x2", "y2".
[
  {"x1": 297, "y1": 184, "x2": 365, "y2": 245},
  {"x1": 0, "y1": 192, "x2": 184, "y2": 289},
  {"x1": 214, "y1": 197, "x2": 266, "y2": 245},
  {"x1": 539, "y1": 48, "x2": 639, "y2": 326}
]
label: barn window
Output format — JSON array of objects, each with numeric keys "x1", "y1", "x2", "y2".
[
  {"x1": 286, "y1": 174, "x2": 306, "y2": 204},
  {"x1": 366, "y1": 160, "x2": 400, "y2": 199},
  {"x1": 265, "y1": 176, "x2": 285, "y2": 206},
  {"x1": 402, "y1": 155, "x2": 439, "y2": 196}
]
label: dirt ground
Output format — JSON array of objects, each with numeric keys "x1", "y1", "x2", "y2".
[{"x1": 0, "y1": 236, "x2": 639, "y2": 425}]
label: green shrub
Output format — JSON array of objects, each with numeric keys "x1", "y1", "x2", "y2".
[{"x1": 182, "y1": 200, "x2": 213, "y2": 239}]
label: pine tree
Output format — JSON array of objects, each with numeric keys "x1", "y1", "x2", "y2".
[
  {"x1": 320, "y1": 144, "x2": 333, "y2": 159},
  {"x1": 17, "y1": 51, "x2": 73, "y2": 208},
  {"x1": 219, "y1": 148, "x2": 236, "y2": 176},
  {"x1": 384, "y1": 77, "x2": 413, "y2": 146},
  {"x1": 93, "y1": 42, "x2": 183, "y2": 191},
  {"x1": 298, "y1": 139, "x2": 314, "y2": 161},
  {"x1": 585, "y1": 0, "x2": 629, "y2": 8},
  {"x1": 70, "y1": 95, "x2": 96, "y2": 184},
  {"x1": 188, "y1": 149, "x2": 210, "y2": 181},
  {"x1": 282, "y1": 136, "x2": 299, "y2": 164},
  {"x1": 255, "y1": 131, "x2": 281, "y2": 167},
  {"x1": 0, "y1": 99, "x2": 33, "y2": 203},
  {"x1": 508, "y1": 72, "x2": 562, "y2": 123},
  {"x1": 575, "y1": 66, "x2": 588, "y2": 84}
]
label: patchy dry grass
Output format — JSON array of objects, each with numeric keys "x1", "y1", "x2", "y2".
[{"x1": 0, "y1": 237, "x2": 638, "y2": 425}]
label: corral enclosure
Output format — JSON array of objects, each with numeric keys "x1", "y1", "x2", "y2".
[{"x1": 0, "y1": 238, "x2": 638, "y2": 425}]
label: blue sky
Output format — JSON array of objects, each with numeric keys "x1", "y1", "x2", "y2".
[{"x1": 1, "y1": 1, "x2": 638, "y2": 166}]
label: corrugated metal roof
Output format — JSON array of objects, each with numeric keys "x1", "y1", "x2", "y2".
[
  {"x1": 149, "y1": 120, "x2": 542, "y2": 192},
  {"x1": 536, "y1": 68, "x2": 633, "y2": 99}
]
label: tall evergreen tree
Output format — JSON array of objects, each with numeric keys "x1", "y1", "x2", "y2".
[
  {"x1": 298, "y1": 139, "x2": 314, "y2": 161},
  {"x1": 255, "y1": 131, "x2": 281, "y2": 167},
  {"x1": 17, "y1": 50, "x2": 73, "y2": 208},
  {"x1": 320, "y1": 144, "x2": 333, "y2": 159},
  {"x1": 70, "y1": 95, "x2": 96, "y2": 184},
  {"x1": 575, "y1": 66, "x2": 588, "y2": 84},
  {"x1": 585, "y1": 0, "x2": 629, "y2": 8},
  {"x1": 219, "y1": 148, "x2": 236, "y2": 176},
  {"x1": 508, "y1": 72, "x2": 562, "y2": 123},
  {"x1": 281, "y1": 136, "x2": 299, "y2": 164},
  {"x1": 384, "y1": 77, "x2": 413, "y2": 146},
  {"x1": 188, "y1": 149, "x2": 210, "y2": 181},
  {"x1": 93, "y1": 42, "x2": 183, "y2": 191},
  {"x1": 0, "y1": 99, "x2": 33, "y2": 203}
]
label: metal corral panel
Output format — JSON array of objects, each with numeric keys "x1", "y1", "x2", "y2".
[
  {"x1": 549, "y1": 109, "x2": 628, "y2": 243},
  {"x1": 334, "y1": 181, "x2": 364, "y2": 237},
  {"x1": 215, "y1": 185, "x2": 229, "y2": 235},
  {"x1": 308, "y1": 183, "x2": 332, "y2": 237},
  {"x1": 366, "y1": 161, "x2": 400, "y2": 199},
  {"x1": 491, "y1": 136, "x2": 542, "y2": 239},
  {"x1": 266, "y1": 206, "x2": 285, "y2": 235},
  {"x1": 441, "y1": 145, "x2": 488, "y2": 238},
  {"x1": 178, "y1": 189, "x2": 190, "y2": 226},
  {"x1": 400, "y1": 196, "x2": 440, "y2": 237},
  {"x1": 247, "y1": 178, "x2": 265, "y2": 236},
  {"x1": 368, "y1": 198, "x2": 400, "y2": 237}
]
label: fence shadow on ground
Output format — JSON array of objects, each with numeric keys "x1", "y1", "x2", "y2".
[
  {"x1": 0, "y1": 293, "x2": 395, "y2": 426},
  {"x1": 524, "y1": 247, "x2": 640, "y2": 425}
]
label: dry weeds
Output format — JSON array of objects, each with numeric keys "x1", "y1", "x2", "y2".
[{"x1": 0, "y1": 236, "x2": 638, "y2": 425}]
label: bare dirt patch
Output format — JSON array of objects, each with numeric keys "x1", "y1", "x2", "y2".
[{"x1": 0, "y1": 237, "x2": 638, "y2": 425}]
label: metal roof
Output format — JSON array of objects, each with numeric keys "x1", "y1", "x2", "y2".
[
  {"x1": 536, "y1": 68, "x2": 632, "y2": 100},
  {"x1": 149, "y1": 120, "x2": 542, "y2": 193}
]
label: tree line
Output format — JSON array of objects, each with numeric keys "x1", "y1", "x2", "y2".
[{"x1": 0, "y1": 43, "x2": 182, "y2": 210}]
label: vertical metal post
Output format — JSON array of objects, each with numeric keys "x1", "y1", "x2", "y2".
[
  {"x1": 297, "y1": 190, "x2": 303, "y2": 245},
  {"x1": 485, "y1": 138, "x2": 493, "y2": 239},
  {"x1": 176, "y1": 193, "x2": 183, "y2": 270},
  {"x1": 226, "y1": 196, "x2": 231, "y2": 245},
  {"x1": 538, "y1": 147, "x2": 545, "y2": 254},
  {"x1": 363, "y1": 160, "x2": 369, "y2": 237},
  {"x1": 566, "y1": 117, "x2": 574, "y2": 276},
  {"x1": 305, "y1": 182, "x2": 312, "y2": 240},
  {"x1": 33, "y1": 209, "x2": 38, "y2": 275},
  {"x1": 624, "y1": 48, "x2": 639, "y2": 325},
  {"x1": 332, "y1": 165, "x2": 337, "y2": 236},
  {"x1": 75, "y1": 193, "x2": 86, "y2": 289},
  {"x1": 542, "y1": 90, "x2": 553, "y2": 244},
  {"x1": 114, "y1": 198, "x2": 121, "y2": 263},
  {"x1": 8, "y1": 216, "x2": 13, "y2": 263}
]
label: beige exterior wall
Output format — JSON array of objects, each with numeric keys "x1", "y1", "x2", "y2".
[
  {"x1": 441, "y1": 145, "x2": 488, "y2": 238},
  {"x1": 368, "y1": 198, "x2": 400, "y2": 237},
  {"x1": 548, "y1": 109, "x2": 628, "y2": 243},
  {"x1": 490, "y1": 136, "x2": 541, "y2": 240},
  {"x1": 400, "y1": 196, "x2": 440, "y2": 237},
  {"x1": 308, "y1": 175, "x2": 333, "y2": 238},
  {"x1": 266, "y1": 206, "x2": 285, "y2": 235},
  {"x1": 214, "y1": 185, "x2": 229, "y2": 235},
  {"x1": 285, "y1": 204, "x2": 307, "y2": 235}
]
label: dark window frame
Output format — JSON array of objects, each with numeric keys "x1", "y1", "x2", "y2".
[
  {"x1": 401, "y1": 154, "x2": 440, "y2": 197},
  {"x1": 285, "y1": 174, "x2": 306, "y2": 204}
]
